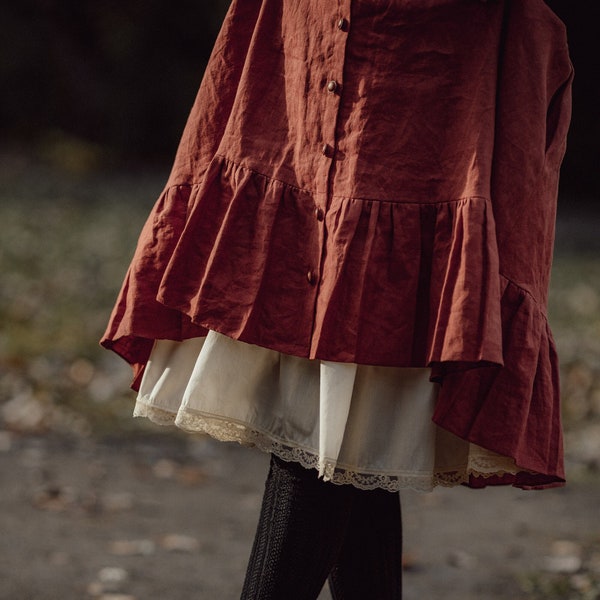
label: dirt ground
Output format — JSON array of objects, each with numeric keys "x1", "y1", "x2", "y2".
[{"x1": 1, "y1": 430, "x2": 599, "y2": 600}]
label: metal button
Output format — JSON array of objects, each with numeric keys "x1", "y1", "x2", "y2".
[
  {"x1": 327, "y1": 80, "x2": 338, "y2": 93},
  {"x1": 315, "y1": 207, "x2": 324, "y2": 221},
  {"x1": 307, "y1": 270, "x2": 317, "y2": 285},
  {"x1": 337, "y1": 17, "x2": 348, "y2": 31},
  {"x1": 321, "y1": 143, "x2": 332, "y2": 157}
]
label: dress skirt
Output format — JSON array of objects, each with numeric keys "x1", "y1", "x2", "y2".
[
  {"x1": 135, "y1": 331, "x2": 522, "y2": 492},
  {"x1": 101, "y1": 0, "x2": 571, "y2": 489}
]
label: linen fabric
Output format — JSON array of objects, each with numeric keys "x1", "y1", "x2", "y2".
[{"x1": 101, "y1": 0, "x2": 573, "y2": 488}]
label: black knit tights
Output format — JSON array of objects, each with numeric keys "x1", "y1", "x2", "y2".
[{"x1": 241, "y1": 454, "x2": 403, "y2": 600}]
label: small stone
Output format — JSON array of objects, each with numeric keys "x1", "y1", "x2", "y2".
[
  {"x1": 447, "y1": 549, "x2": 476, "y2": 569},
  {"x1": 161, "y1": 534, "x2": 200, "y2": 553},
  {"x1": 550, "y1": 540, "x2": 583, "y2": 558},
  {"x1": 97, "y1": 567, "x2": 129, "y2": 592},
  {"x1": 109, "y1": 539, "x2": 155, "y2": 556},
  {"x1": 543, "y1": 540, "x2": 583, "y2": 574},
  {"x1": 1, "y1": 393, "x2": 47, "y2": 433},
  {"x1": 87, "y1": 581, "x2": 104, "y2": 596},
  {"x1": 543, "y1": 555, "x2": 582, "y2": 573},
  {"x1": 152, "y1": 459, "x2": 177, "y2": 479},
  {"x1": 33, "y1": 484, "x2": 77, "y2": 512},
  {"x1": 176, "y1": 465, "x2": 207, "y2": 486},
  {"x1": 102, "y1": 492, "x2": 134, "y2": 512}
]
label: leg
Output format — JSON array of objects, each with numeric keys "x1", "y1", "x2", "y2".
[
  {"x1": 328, "y1": 489, "x2": 403, "y2": 600},
  {"x1": 241, "y1": 454, "x2": 355, "y2": 600}
]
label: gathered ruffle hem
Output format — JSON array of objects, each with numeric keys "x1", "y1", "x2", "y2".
[
  {"x1": 104, "y1": 155, "x2": 503, "y2": 366},
  {"x1": 102, "y1": 156, "x2": 565, "y2": 489}
]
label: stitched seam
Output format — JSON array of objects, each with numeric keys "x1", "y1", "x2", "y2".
[{"x1": 169, "y1": 155, "x2": 490, "y2": 205}]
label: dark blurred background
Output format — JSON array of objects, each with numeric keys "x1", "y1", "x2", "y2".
[
  {"x1": 0, "y1": 0, "x2": 230, "y2": 168},
  {"x1": 0, "y1": 0, "x2": 597, "y2": 198}
]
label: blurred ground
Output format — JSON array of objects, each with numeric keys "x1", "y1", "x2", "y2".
[
  {"x1": 0, "y1": 434, "x2": 262, "y2": 600},
  {"x1": 1, "y1": 153, "x2": 600, "y2": 599},
  {"x1": 1, "y1": 433, "x2": 600, "y2": 600}
]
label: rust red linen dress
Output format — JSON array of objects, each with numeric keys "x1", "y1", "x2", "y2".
[{"x1": 101, "y1": 0, "x2": 573, "y2": 489}]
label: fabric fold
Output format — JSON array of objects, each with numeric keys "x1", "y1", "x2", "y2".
[
  {"x1": 433, "y1": 276, "x2": 564, "y2": 488},
  {"x1": 318, "y1": 361, "x2": 356, "y2": 479},
  {"x1": 103, "y1": 157, "x2": 505, "y2": 372}
]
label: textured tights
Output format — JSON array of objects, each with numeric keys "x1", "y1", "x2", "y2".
[{"x1": 241, "y1": 454, "x2": 403, "y2": 600}]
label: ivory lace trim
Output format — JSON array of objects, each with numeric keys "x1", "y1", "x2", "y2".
[{"x1": 134, "y1": 400, "x2": 525, "y2": 493}]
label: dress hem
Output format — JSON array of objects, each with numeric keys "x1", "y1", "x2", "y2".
[{"x1": 134, "y1": 398, "x2": 529, "y2": 493}]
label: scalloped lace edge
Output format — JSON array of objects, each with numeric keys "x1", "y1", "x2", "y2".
[{"x1": 133, "y1": 402, "x2": 525, "y2": 493}]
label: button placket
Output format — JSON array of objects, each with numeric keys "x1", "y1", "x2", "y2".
[
  {"x1": 318, "y1": 9, "x2": 349, "y2": 172},
  {"x1": 308, "y1": 2, "x2": 352, "y2": 342},
  {"x1": 320, "y1": 6, "x2": 349, "y2": 201},
  {"x1": 317, "y1": 8, "x2": 349, "y2": 185}
]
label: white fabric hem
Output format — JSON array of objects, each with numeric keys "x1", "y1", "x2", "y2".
[{"x1": 134, "y1": 399, "x2": 522, "y2": 493}]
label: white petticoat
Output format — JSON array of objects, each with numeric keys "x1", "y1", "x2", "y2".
[{"x1": 134, "y1": 331, "x2": 520, "y2": 492}]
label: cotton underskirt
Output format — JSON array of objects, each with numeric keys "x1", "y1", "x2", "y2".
[{"x1": 134, "y1": 331, "x2": 521, "y2": 492}]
